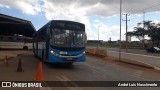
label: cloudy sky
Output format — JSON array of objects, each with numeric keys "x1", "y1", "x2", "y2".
[{"x1": 1, "y1": 0, "x2": 160, "y2": 41}]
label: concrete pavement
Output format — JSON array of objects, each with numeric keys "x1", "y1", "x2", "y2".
[
  {"x1": 0, "y1": 50, "x2": 31, "y2": 61},
  {"x1": 108, "y1": 51, "x2": 160, "y2": 70},
  {"x1": 87, "y1": 46, "x2": 160, "y2": 70},
  {"x1": 1, "y1": 50, "x2": 160, "y2": 90}
]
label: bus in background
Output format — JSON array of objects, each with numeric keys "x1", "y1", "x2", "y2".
[
  {"x1": 33, "y1": 20, "x2": 86, "y2": 65},
  {"x1": 0, "y1": 35, "x2": 32, "y2": 50}
]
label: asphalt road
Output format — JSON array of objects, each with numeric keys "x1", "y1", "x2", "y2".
[{"x1": 0, "y1": 51, "x2": 160, "y2": 90}]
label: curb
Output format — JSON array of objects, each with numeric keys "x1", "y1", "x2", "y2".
[
  {"x1": 118, "y1": 59, "x2": 154, "y2": 69},
  {"x1": 106, "y1": 56, "x2": 160, "y2": 70},
  {"x1": 86, "y1": 48, "x2": 108, "y2": 57},
  {"x1": 87, "y1": 53, "x2": 158, "y2": 70}
]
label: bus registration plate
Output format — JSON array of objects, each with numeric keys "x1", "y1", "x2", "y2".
[{"x1": 67, "y1": 57, "x2": 73, "y2": 60}]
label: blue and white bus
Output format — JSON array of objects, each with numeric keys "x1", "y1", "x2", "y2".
[{"x1": 33, "y1": 20, "x2": 86, "y2": 65}]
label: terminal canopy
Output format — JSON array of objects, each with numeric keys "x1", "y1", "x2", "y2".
[{"x1": 0, "y1": 13, "x2": 35, "y2": 37}]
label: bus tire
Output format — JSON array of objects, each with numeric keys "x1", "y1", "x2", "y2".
[
  {"x1": 42, "y1": 50, "x2": 48, "y2": 63},
  {"x1": 34, "y1": 53, "x2": 37, "y2": 57},
  {"x1": 23, "y1": 46, "x2": 28, "y2": 50}
]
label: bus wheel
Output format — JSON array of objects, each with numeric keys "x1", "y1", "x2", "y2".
[
  {"x1": 42, "y1": 51, "x2": 48, "y2": 63},
  {"x1": 34, "y1": 53, "x2": 37, "y2": 57},
  {"x1": 23, "y1": 46, "x2": 28, "y2": 50}
]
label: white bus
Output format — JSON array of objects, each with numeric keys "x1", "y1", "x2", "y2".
[{"x1": 0, "y1": 35, "x2": 32, "y2": 50}]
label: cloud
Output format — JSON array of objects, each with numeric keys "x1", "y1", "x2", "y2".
[
  {"x1": 1, "y1": 0, "x2": 160, "y2": 17},
  {"x1": 43, "y1": 0, "x2": 160, "y2": 17},
  {"x1": 0, "y1": 0, "x2": 42, "y2": 15},
  {"x1": 93, "y1": 20, "x2": 126, "y2": 41},
  {"x1": 1, "y1": 0, "x2": 160, "y2": 41},
  {"x1": 43, "y1": 0, "x2": 95, "y2": 40}
]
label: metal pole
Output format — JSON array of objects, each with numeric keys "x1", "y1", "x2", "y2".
[
  {"x1": 143, "y1": 12, "x2": 145, "y2": 49},
  {"x1": 126, "y1": 14, "x2": 128, "y2": 52},
  {"x1": 122, "y1": 13, "x2": 130, "y2": 52},
  {"x1": 97, "y1": 25, "x2": 100, "y2": 49},
  {"x1": 143, "y1": 12, "x2": 145, "y2": 23},
  {"x1": 119, "y1": 0, "x2": 122, "y2": 61}
]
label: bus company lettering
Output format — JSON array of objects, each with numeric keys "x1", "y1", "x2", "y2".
[
  {"x1": 12, "y1": 82, "x2": 42, "y2": 87},
  {"x1": 28, "y1": 83, "x2": 42, "y2": 87}
]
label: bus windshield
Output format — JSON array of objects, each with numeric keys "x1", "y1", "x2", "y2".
[{"x1": 50, "y1": 29, "x2": 85, "y2": 47}]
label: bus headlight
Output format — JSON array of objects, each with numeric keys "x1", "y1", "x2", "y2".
[
  {"x1": 50, "y1": 50, "x2": 54, "y2": 54},
  {"x1": 50, "y1": 50, "x2": 60, "y2": 57}
]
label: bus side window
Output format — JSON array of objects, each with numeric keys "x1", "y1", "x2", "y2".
[
  {"x1": 17, "y1": 38, "x2": 19, "y2": 42},
  {"x1": 0, "y1": 37, "x2": 2, "y2": 41},
  {"x1": 46, "y1": 24, "x2": 50, "y2": 38},
  {"x1": 24, "y1": 39, "x2": 26, "y2": 44}
]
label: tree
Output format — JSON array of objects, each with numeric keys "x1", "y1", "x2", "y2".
[
  {"x1": 133, "y1": 27, "x2": 147, "y2": 41},
  {"x1": 148, "y1": 23, "x2": 160, "y2": 47},
  {"x1": 130, "y1": 20, "x2": 160, "y2": 48},
  {"x1": 128, "y1": 26, "x2": 147, "y2": 49}
]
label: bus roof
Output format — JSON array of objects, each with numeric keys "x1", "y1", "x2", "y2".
[{"x1": 50, "y1": 20, "x2": 85, "y2": 26}]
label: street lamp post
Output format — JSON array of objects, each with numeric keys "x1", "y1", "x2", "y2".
[
  {"x1": 122, "y1": 13, "x2": 130, "y2": 52},
  {"x1": 119, "y1": 0, "x2": 122, "y2": 61},
  {"x1": 97, "y1": 25, "x2": 100, "y2": 49}
]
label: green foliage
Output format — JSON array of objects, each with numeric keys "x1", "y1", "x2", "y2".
[{"x1": 130, "y1": 21, "x2": 160, "y2": 47}]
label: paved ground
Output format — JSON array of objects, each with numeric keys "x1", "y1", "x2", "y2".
[
  {"x1": 0, "y1": 50, "x2": 31, "y2": 61},
  {"x1": 87, "y1": 46, "x2": 160, "y2": 70},
  {"x1": 0, "y1": 50, "x2": 160, "y2": 90},
  {"x1": 107, "y1": 50, "x2": 160, "y2": 70}
]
